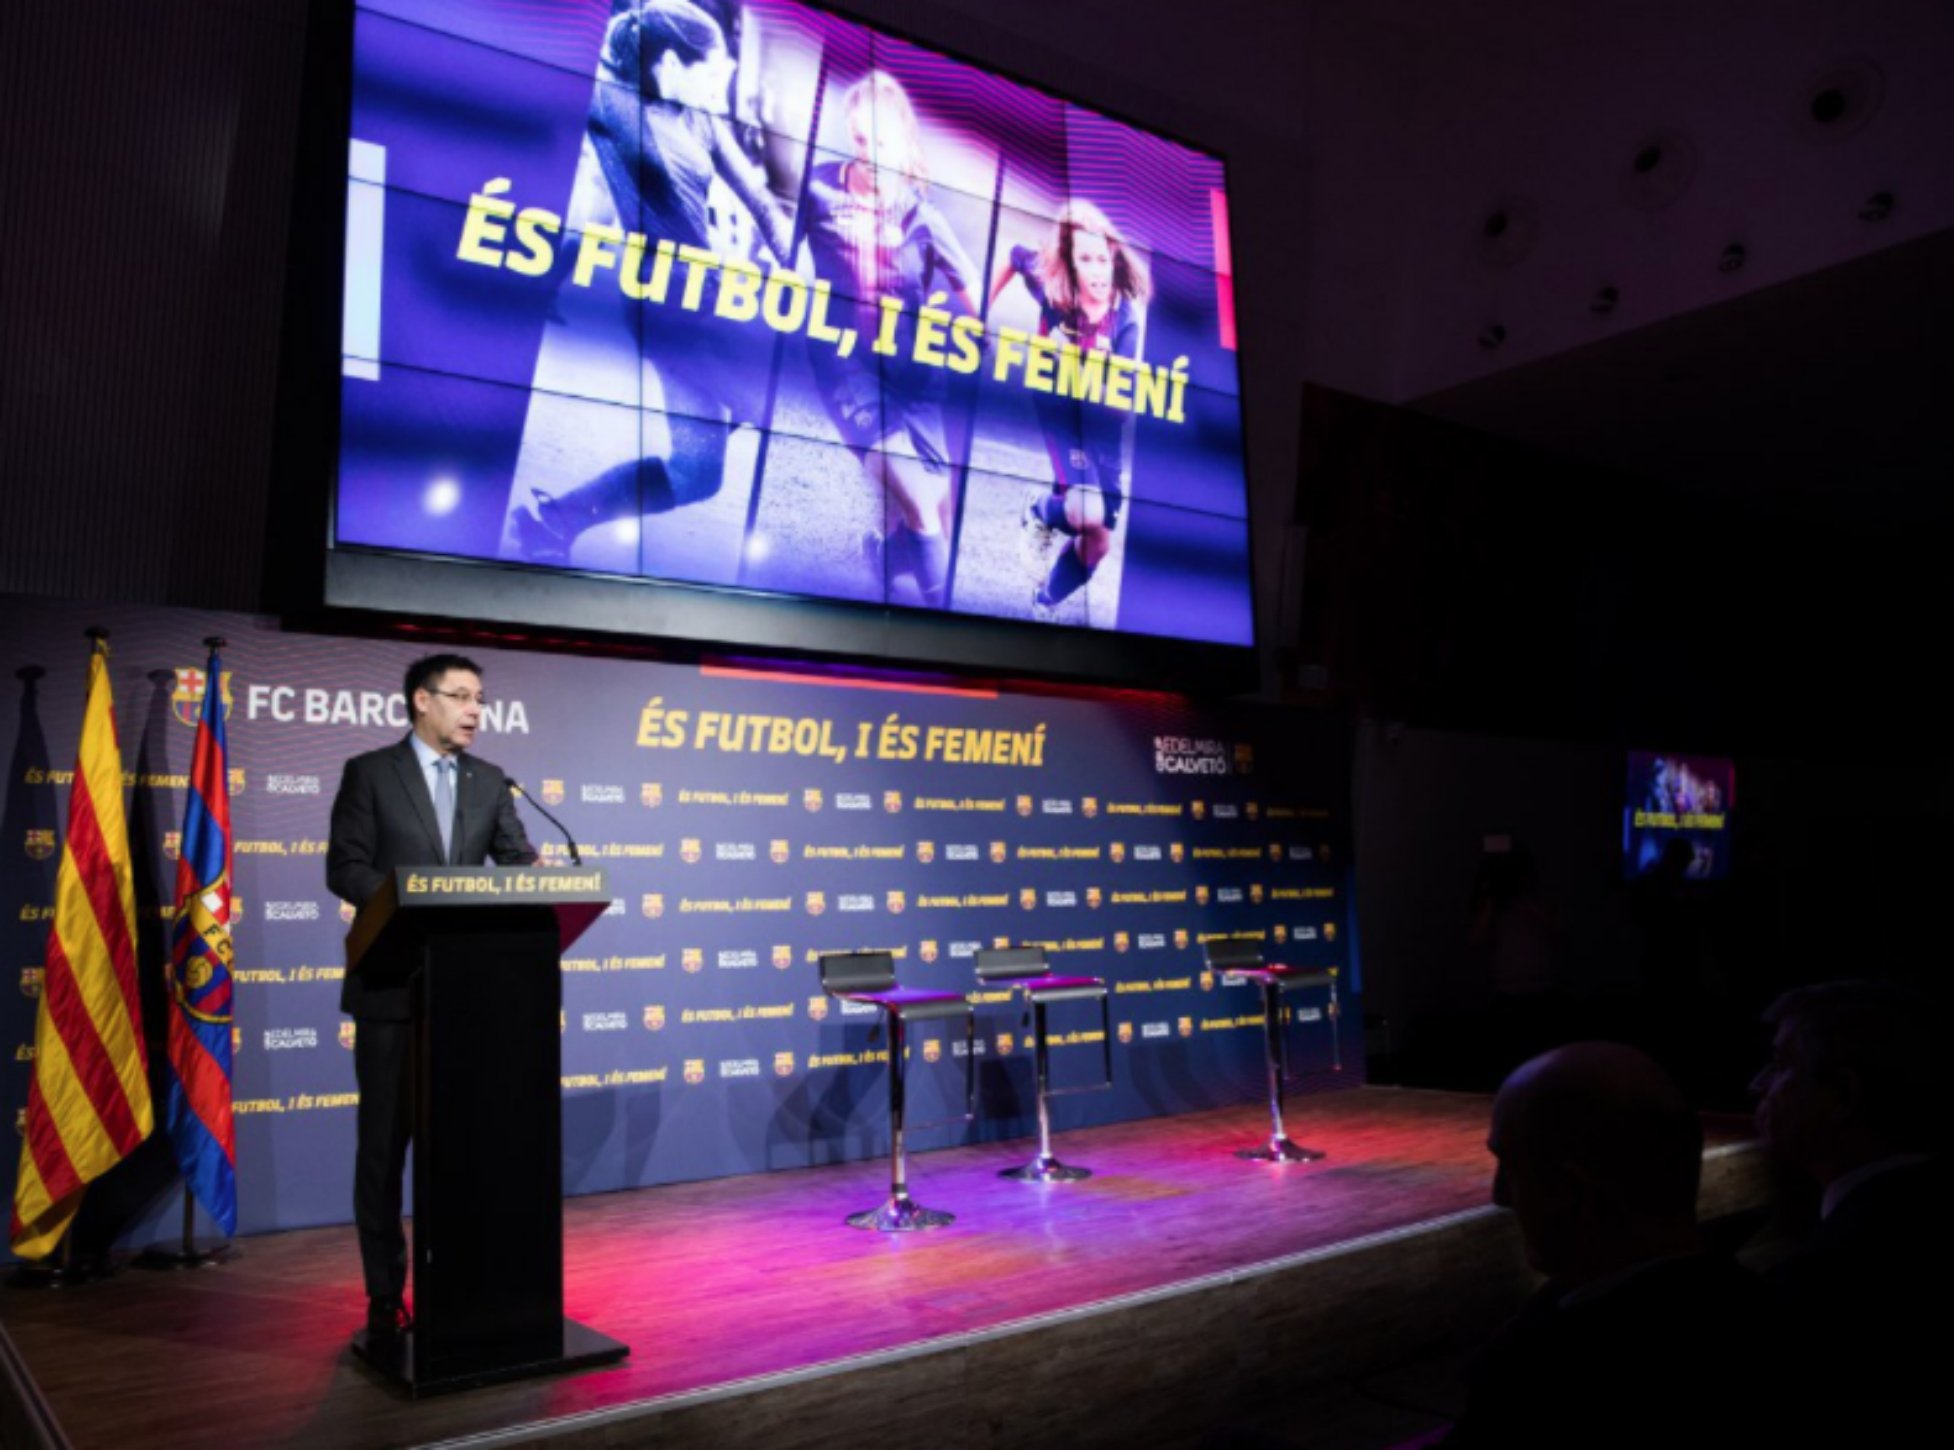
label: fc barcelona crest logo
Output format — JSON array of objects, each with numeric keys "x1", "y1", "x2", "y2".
[
  {"x1": 920, "y1": 939, "x2": 939, "y2": 963},
  {"x1": 1170, "y1": 842, "x2": 1185, "y2": 863},
  {"x1": 682, "y1": 948, "x2": 703, "y2": 973},
  {"x1": 1234, "y1": 743, "x2": 1255, "y2": 773},
  {"x1": 803, "y1": 788, "x2": 824, "y2": 812},
  {"x1": 808, "y1": 995, "x2": 829, "y2": 1022},
  {"x1": 989, "y1": 841, "x2": 1007, "y2": 864},
  {"x1": 642, "y1": 893, "x2": 665, "y2": 918},
  {"x1": 1200, "y1": 971, "x2": 1215, "y2": 992},
  {"x1": 24, "y1": 829, "x2": 55, "y2": 861},
  {"x1": 680, "y1": 838, "x2": 702, "y2": 864},
  {"x1": 887, "y1": 890, "x2": 906, "y2": 914},
  {"x1": 996, "y1": 1032, "x2": 1014, "y2": 1056},
  {"x1": 162, "y1": 830, "x2": 182, "y2": 862},
  {"x1": 1110, "y1": 841, "x2": 1125, "y2": 863},
  {"x1": 1250, "y1": 884, "x2": 1264, "y2": 904},
  {"x1": 774, "y1": 1051, "x2": 795, "y2": 1077},
  {"x1": 644, "y1": 1005, "x2": 666, "y2": 1030},
  {"x1": 1114, "y1": 932, "x2": 1129, "y2": 953},
  {"x1": 19, "y1": 968, "x2": 44, "y2": 999},
  {"x1": 641, "y1": 782, "x2": 663, "y2": 807},
  {"x1": 541, "y1": 779, "x2": 565, "y2": 805},
  {"x1": 1323, "y1": 920, "x2": 1338, "y2": 942},
  {"x1": 1195, "y1": 885, "x2": 1211, "y2": 906},
  {"x1": 1246, "y1": 801, "x2": 1260, "y2": 820},
  {"x1": 922, "y1": 1038, "x2": 941, "y2": 1064},
  {"x1": 1118, "y1": 1021, "x2": 1133, "y2": 1044},
  {"x1": 884, "y1": 790, "x2": 903, "y2": 814},
  {"x1": 993, "y1": 936, "x2": 1011, "y2": 949},
  {"x1": 1191, "y1": 800, "x2": 1206, "y2": 820},
  {"x1": 1319, "y1": 843, "x2": 1333, "y2": 863},
  {"x1": 339, "y1": 899, "x2": 357, "y2": 924},
  {"x1": 916, "y1": 840, "x2": 936, "y2": 864},
  {"x1": 1273, "y1": 923, "x2": 1288, "y2": 944},
  {"x1": 1082, "y1": 797, "x2": 1099, "y2": 818},
  {"x1": 1269, "y1": 842, "x2": 1283, "y2": 862},
  {"x1": 806, "y1": 891, "x2": 826, "y2": 915},
  {"x1": 171, "y1": 667, "x2": 234, "y2": 727},
  {"x1": 339, "y1": 1022, "x2": 357, "y2": 1049},
  {"x1": 684, "y1": 1059, "x2": 705, "y2": 1085},
  {"x1": 1020, "y1": 887, "x2": 1037, "y2": 911},
  {"x1": 1015, "y1": 795, "x2": 1033, "y2": 817},
  {"x1": 772, "y1": 944, "x2": 793, "y2": 970},
  {"x1": 1173, "y1": 929, "x2": 1189, "y2": 950},
  {"x1": 1178, "y1": 1016, "x2": 1194, "y2": 1038},
  {"x1": 1086, "y1": 887, "x2": 1102, "y2": 909},
  {"x1": 228, "y1": 768, "x2": 246, "y2": 797},
  {"x1": 770, "y1": 839, "x2": 790, "y2": 863}
]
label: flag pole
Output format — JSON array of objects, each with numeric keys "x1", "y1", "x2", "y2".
[{"x1": 135, "y1": 633, "x2": 236, "y2": 1271}]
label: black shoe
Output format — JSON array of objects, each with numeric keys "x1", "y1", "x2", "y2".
[
  {"x1": 512, "y1": 494, "x2": 573, "y2": 565},
  {"x1": 366, "y1": 1296, "x2": 412, "y2": 1339}
]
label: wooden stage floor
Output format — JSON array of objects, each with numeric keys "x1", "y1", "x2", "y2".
[{"x1": 0, "y1": 1087, "x2": 1763, "y2": 1449}]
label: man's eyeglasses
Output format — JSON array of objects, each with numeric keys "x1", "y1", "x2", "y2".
[{"x1": 428, "y1": 688, "x2": 488, "y2": 707}]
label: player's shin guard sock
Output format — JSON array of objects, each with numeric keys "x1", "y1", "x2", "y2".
[
  {"x1": 1040, "y1": 541, "x2": 1091, "y2": 606},
  {"x1": 909, "y1": 528, "x2": 949, "y2": 606},
  {"x1": 1035, "y1": 492, "x2": 1074, "y2": 533}
]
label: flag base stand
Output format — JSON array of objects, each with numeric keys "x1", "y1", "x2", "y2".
[
  {"x1": 131, "y1": 1238, "x2": 236, "y2": 1271},
  {"x1": 6, "y1": 1255, "x2": 113, "y2": 1290}
]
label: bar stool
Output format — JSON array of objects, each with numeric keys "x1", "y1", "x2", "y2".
[
  {"x1": 819, "y1": 950, "x2": 975, "y2": 1230},
  {"x1": 1201, "y1": 938, "x2": 1340, "y2": 1163},
  {"x1": 975, "y1": 946, "x2": 1113, "y2": 1182}
]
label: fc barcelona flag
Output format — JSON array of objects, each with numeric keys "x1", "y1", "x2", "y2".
[
  {"x1": 11, "y1": 634, "x2": 153, "y2": 1258},
  {"x1": 163, "y1": 642, "x2": 238, "y2": 1236}
]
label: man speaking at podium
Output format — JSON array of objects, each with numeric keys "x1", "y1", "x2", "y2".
[{"x1": 326, "y1": 653, "x2": 536, "y2": 1343}]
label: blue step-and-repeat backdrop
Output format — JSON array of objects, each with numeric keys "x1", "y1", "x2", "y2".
[{"x1": 1, "y1": 595, "x2": 1357, "y2": 1246}]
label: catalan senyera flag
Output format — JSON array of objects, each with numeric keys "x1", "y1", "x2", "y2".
[
  {"x1": 163, "y1": 645, "x2": 238, "y2": 1236},
  {"x1": 11, "y1": 637, "x2": 153, "y2": 1258}
]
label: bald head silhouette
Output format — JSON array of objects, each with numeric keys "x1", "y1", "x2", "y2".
[{"x1": 1489, "y1": 1043, "x2": 1704, "y2": 1283}]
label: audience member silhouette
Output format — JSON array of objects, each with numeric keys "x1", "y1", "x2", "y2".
[
  {"x1": 1440, "y1": 1042, "x2": 1791, "y2": 1447},
  {"x1": 1751, "y1": 980, "x2": 1939, "y2": 1441}
]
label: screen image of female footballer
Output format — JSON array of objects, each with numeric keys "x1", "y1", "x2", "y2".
[
  {"x1": 504, "y1": 0, "x2": 793, "y2": 574},
  {"x1": 796, "y1": 70, "x2": 983, "y2": 609},
  {"x1": 988, "y1": 200, "x2": 1150, "y2": 619}
]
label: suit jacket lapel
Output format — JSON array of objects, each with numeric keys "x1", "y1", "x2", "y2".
[
  {"x1": 452, "y1": 756, "x2": 474, "y2": 865},
  {"x1": 389, "y1": 740, "x2": 448, "y2": 864}
]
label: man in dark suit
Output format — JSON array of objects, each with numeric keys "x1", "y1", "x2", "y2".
[
  {"x1": 1752, "y1": 980, "x2": 1937, "y2": 1441},
  {"x1": 1440, "y1": 1042, "x2": 1792, "y2": 1447},
  {"x1": 327, "y1": 653, "x2": 536, "y2": 1341}
]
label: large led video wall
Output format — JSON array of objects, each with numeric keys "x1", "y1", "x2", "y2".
[{"x1": 336, "y1": 0, "x2": 1252, "y2": 647}]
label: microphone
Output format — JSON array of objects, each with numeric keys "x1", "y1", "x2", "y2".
[{"x1": 507, "y1": 779, "x2": 583, "y2": 866}]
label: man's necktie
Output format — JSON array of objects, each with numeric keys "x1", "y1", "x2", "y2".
[{"x1": 435, "y1": 758, "x2": 455, "y2": 863}]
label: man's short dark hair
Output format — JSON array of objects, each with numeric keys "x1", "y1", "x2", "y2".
[
  {"x1": 403, "y1": 653, "x2": 483, "y2": 723},
  {"x1": 1764, "y1": 980, "x2": 1933, "y2": 1148}
]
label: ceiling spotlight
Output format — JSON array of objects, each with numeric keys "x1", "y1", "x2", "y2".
[
  {"x1": 1621, "y1": 129, "x2": 1698, "y2": 210},
  {"x1": 1795, "y1": 59, "x2": 1884, "y2": 144},
  {"x1": 1473, "y1": 198, "x2": 1540, "y2": 268},
  {"x1": 1477, "y1": 323, "x2": 1507, "y2": 351},
  {"x1": 1590, "y1": 285, "x2": 1620, "y2": 316},
  {"x1": 1859, "y1": 190, "x2": 1896, "y2": 221},
  {"x1": 1717, "y1": 243, "x2": 1748, "y2": 274}
]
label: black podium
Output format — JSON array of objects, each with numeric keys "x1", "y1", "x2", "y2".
[{"x1": 344, "y1": 865, "x2": 628, "y2": 1396}]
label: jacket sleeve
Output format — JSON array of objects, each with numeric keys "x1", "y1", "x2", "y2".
[{"x1": 326, "y1": 757, "x2": 388, "y2": 907}]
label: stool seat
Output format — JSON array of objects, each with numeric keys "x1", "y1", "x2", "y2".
[
  {"x1": 1016, "y1": 974, "x2": 1107, "y2": 1003},
  {"x1": 1219, "y1": 964, "x2": 1333, "y2": 990},
  {"x1": 838, "y1": 985, "x2": 970, "y2": 1021}
]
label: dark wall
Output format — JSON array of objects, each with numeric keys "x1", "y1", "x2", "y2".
[
  {"x1": 1294, "y1": 384, "x2": 1949, "y2": 753},
  {"x1": 0, "y1": 0, "x2": 307, "y2": 610}
]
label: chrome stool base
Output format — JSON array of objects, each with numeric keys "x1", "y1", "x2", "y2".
[
  {"x1": 1236, "y1": 1137, "x2": 1325, "y2": 1164},
  {"x1": 1000, "y1": 1154, "x2": 1092, "y2": 1183},
  {"x1": 846, "y1": 1193, "x2": 956, "y2": 1232}
]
